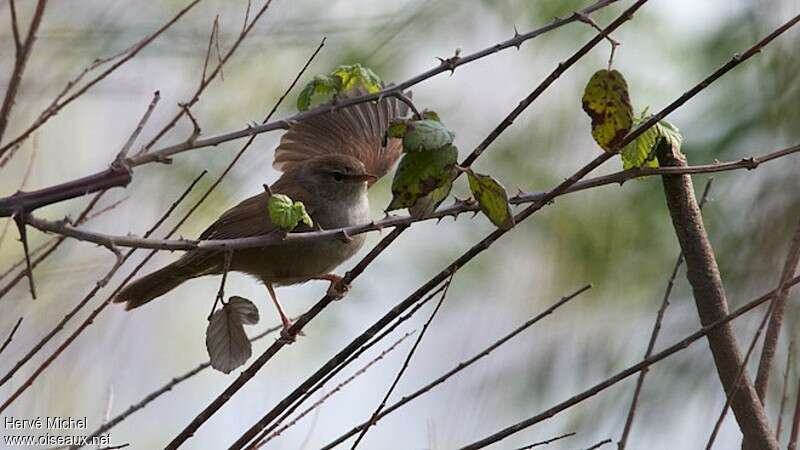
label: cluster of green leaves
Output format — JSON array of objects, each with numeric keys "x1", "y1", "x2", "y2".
[
  {"x1": 582, "y1": 69, "x2": 683, "y2": 169},
  {"x1": 268, "y1": 194, "x2": 313, "y2": 231},
  {"x1": 297, "y1": 63, "x2": 383, "y2": 111},
  {"x1": 387, "y1": 112, "x2": 459, "y2": 215},
  {"x1": 387, "y1": 112, "x2": 516, "y2": 229}
]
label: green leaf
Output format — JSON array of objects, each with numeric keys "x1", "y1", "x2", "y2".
[
  {"x1": 402, "y1": 120, "x2": 455, "y2": 152},
  {"x1": 386, "y1": 119, "x2": 408, "y2": 139},
  {"x1": 268, "y1": 194, "x2": 313, "y2": 230},
  {"x1": 582, "y1": 69, "x2": 634, "y2": 152},
  {"x1": 388, "y1": 144, "x2": 459, "y2": 211},
  {"x1": 467, "y1": 170, "x2": 515, "y2": 230},
  {"x1": 408, "y1": 168, "x2": 456, "y2": 217},
  {"x1": 297, "y1": 74, "x2": 338, "y2": 111},
  {"x1": 332, "y1": 63, "x2": 382, "y2": 93},
  {"x1": 620, "y1": 112, "x2": 683, "y2": 170}
]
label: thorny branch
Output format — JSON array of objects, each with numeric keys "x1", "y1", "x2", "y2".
[
  {"x1": 22, "y1": 143, "x2": 799, "y2": 253},
  {"x1": 0, "y1": 0, "x2": 621, "y2": 215}
]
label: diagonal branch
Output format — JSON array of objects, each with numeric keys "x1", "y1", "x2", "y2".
[
  {"x1": 754, "y1": 217, "x2": 800, "y2": 401},
  {"x1": 457, "y1": 275, "x2": 800, "y2": 450},
  {"x1": 0, "y1": 0, "x2": 47, "y2": 144},
  {"x1": 655, "y1": 138, "x2": 777, "y2": 448}
]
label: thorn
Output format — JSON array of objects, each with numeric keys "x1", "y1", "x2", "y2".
[
  {"x1": 262, "y1": 184, "x2": 273, "y2": 197},
  {"x1": 13, "y1": 213, "x2": 36, "y2": 299},
  {"x1": 339, "y1": 229, "x2": 353, "y2": 243}
]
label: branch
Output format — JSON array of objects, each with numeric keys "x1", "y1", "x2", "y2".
[
  {"x1": 617, "y1": 178, "x2": 714, "y2": 450},
  {"x1": 514, "y1": 432, "x2": 576, "y2": 449},
  {"x1": 0, "y1": 0, "x2": 202, "y2": 162},
  {"x1": 0, "y1": 0, "x2": 621, "y2": 215},
  {"x1": 0, "y1": 0, "x2": 47, "y2": 144},
  {"x1": 754, "y1": 217, "x2": 800, "y2": 400},
  {"x1": 457, "y1": 275, "x2": 800, "y2": 450},
  {"x1": 252, "y1": 331, "x2": 414, "y2": 448},
  {"x1": 790, "y1": 377, "x2": 800, "y2": 450},
  {"x1": 349, "y1": 275, "x2": 454, "y2": 449},
  {"x1": 655, "y1": 138, "x2": 776, "y2": 448},
  {"x1": 777, "y1": 340, "x2": 795, "y2": 443},
  {"x1": 0, "y1": 317, "x2": 23, "y2": 357},
  {"x1": 22, "y1": 143, "x2": 799, "y2": 252},
  {"x1": 318, "y1": 285, "x2": 592, "y2": 450},
  {"x1": 70, "y1": 322, "x2": 287, "y2": 450}
]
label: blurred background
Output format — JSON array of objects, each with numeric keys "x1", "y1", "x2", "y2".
[{"x1": 1, "y1": 0, "x2": 799, "y2": 448}]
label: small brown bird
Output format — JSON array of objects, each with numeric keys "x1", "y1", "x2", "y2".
[{"x1": 115, "y1": 93, "x2": 408, "y2": 335}]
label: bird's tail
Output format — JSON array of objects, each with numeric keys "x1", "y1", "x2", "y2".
[{"x1": 114, "y1": 260, "x2": 198, "y2": 310}]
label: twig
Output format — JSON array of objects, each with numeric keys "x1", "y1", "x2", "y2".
[
  {"x1": 13, "y1": 213, "x2": 36, "y2": 298},
  {"x1": 253, "y1": 331, "x2": 415, "y2": 448},
  {"x1": 778, "y1": 340, "x2": 795, "y2": 443},
  {"x1": 656, "y1": 138, "x2": 776, "y2": 448},
  {"x1": 70, "y1": 322, "x2": 286, "y2": 450},
  {"x1": 208, "y1": 250, "x2": 233, "y2": 320},
  {"x1": 247, "y1": 281, "x2": 451, "y2": 449},
  {"x1": 755, "y1": 217, "x2": 800, "y2": 401},
  {"x1": 0, "y1": 146, "x2": 36, "y2": 250},
  {"x1": 617, "y1": 178, "x2": 714, "y2": 450},
  {"x1": 318, "y1": 285, "x2": 592, "y2": 450},
  {"x1": 0, "y1": 0, "x2": 622, "y2": 213},
  {"x1": 116, "y1": 91, "x2": 161, "y2": 160},
  {"x1": 456, "y1": 275, "x2": 800, "y2": 450},
  {"x1": 0, "y1": 0, "x2": 202, "y2": 161},
  {"x1": 21, "y1": 144, "x2": 799, "y2": 251},
  {"x1": 0, "y1": 0, "x2": 47, "y2": 145},
  {"x1": 0, "y1": 191, "x2": 110, "y2": 300},
  {"x1": 0, "y1": 171, "x2": 206, "y2": 397},
  {"x1": 201, "y1": 16, "x2": 220, "y2": 84},
  {"x1": 349, "y1": 275, "x2": 455, "y2": 449},
  {"x1": 0, "y1": 317, "x2": 23, "y2": 357},
  {"x1": 513, "y1": 432, "x2": 576, "y2": 449},
  {"x1": 586, "y1": 439, "x2": 613, "y2": 450},
  {"x1": 705, "y1": 298, "x2": 777, "y2": 449},
  {"x1": 789, "y1": 377, "x2": 800, "y2": 450}
]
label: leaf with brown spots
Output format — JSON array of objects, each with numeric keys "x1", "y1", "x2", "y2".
[{"x1": 582, "y1": 69, "x2": 633, "y2": 152}]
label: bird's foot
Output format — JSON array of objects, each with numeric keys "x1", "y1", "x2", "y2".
[
  {"x1": 277, "y1": 318, "x2": 305, "y2": 344},
  {"x1": 315, "y1": 274, "x2": 350, "y2": 300}
]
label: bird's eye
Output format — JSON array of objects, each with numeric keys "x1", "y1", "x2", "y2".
[{"x1": 332, "y1": 172, "x2": 344, "y2": 181}]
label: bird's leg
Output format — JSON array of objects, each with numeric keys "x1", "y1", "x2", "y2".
[
  {"x1": 311, "y1": 273, "x2": 350, "y2": 300},
  {"x1": 265, "y1": 283, "x2": 302, "y2": 342}
]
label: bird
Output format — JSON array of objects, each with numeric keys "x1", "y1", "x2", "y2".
[{"x1": 114, "y1": 91, "x2": 408, "y2": 337}]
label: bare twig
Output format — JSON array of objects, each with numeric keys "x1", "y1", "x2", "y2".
[
  {"x1": 318, "y1": 285, "x2": 592, "y2": 450},
  {"x1": 513, "y1": 432, "x2": 576, "y2": 449},
  {"x1": 349, "y1": 275, "x2": 454, "y2": 449},
  {"x1": 0, "y1": 0, "x2": 47, "y2": 145},
  {"x1": 116, "y1": 91, "x2": 161, "y2": 160},
  {"x1": 201, "y1": 16, "x2": 221, "y2": 84},
  {"x1": 777, "y1": 340, "x2": 795, "y2": 443},
  {"x1": 21, "y1": 144, "x2": 798, "y2": 252},
  {"x1": 208, "y1": 250, "x2": 233, "y2": 320},
  {"x1": 12, "y1": 213, "x2": 36, "y2": 298},
  {"x1": 457, "y1": 275, "x2": 800, "y2": 450},
  {"x1": 617, "y1": 178, "x2": 714, "y2": 450},
  {"x1": 755, "y1": 218, "x2": 800, "y2": 401},
  {"x1": 70, "y1": 322, "x2": 286, "y2": 450},
  {"x1": 253, "y1": 331, "x2": 415, "y2": 448},
  {"x1": 0, "y1": 317, "x2": 23, "y2": 357},
  {"x1": 789, "y1": 377, "x2": 800, "y2": 450},
  {"x1": 0, "y1": 171, "x2": 206, "y2": 396},
  {"x1": 0, "y1": 191, "x2": 109, "y2": 300},
  {"x1": 0, "y1": 0, "x2": 622, "y2": 213},
  {"x1": 586, "y1": 439, "x2": 613, "y2": 450},
  {"x1": 0, "y1": 0, "x2": 202, "y2": 161}
]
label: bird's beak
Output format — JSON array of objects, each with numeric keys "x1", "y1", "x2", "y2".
[{"x1": 352, "y1": 173, "x2": 378, "y2": 184}]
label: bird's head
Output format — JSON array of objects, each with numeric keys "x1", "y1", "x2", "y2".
[{"x1": 294, "y1": 154, "x2": 377, "y2": 199}]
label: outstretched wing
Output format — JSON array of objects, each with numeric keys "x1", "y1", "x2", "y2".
[{"x1": 273, "y1": 89, "x2": 409, "y2": 185}]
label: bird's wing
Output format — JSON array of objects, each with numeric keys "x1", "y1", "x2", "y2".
[
  {"x1": 199, "y1": 180, "x2": 315, "y2": 241},
  {"x1": 273, "y1": 89, "x2": 409, "y2": 185}
]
